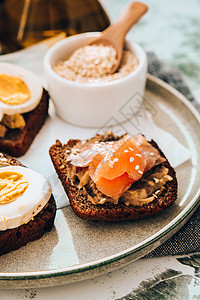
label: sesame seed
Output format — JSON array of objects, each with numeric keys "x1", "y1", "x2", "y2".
[
  {"x1": 150, "y1": 152, "x2": 154, "y2": 156},
  {"x1": 124, "y1": 149, "x2": 128, "y2": 153},
  {"x1": 129, "y1": 147, "x2": 134, "y2": 151},
  {"x1": 109, "y1": 160, "x2": 114, "y2": 165},
  {"x1": 94, "y1": 59, "x2": 99, "y2": 65},
  {"x1": 136, "y1": 153, "x2": 142, "y2": 157},
  {"x1": 154, "y1": 177, "x2": 159, "y2": 183},
  {"x1": 130, "y1": 157, "x2": 134, "y2": 162},
  {"x1": 109, "y1": 164, "x2": 113, "y2": 168},
  {"x1": 138, "y1": 170, "x2": 143, "y2": 175},
  {"x1": 113, "y1": 158, "x2": 119, "y2": 162},
  {"x1": 135, "y1": 165, "x2": 139, "y2": 170}
]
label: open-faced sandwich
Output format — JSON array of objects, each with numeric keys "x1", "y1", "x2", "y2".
[
  {"x1": 49, "y1": 131, "x2": 178, "y2": 221},
  {"x1": 0, "y1": 152, "x2": 56, "y2": 256},
  {"x1": 0, "y1": 63, "x2": 49, "y2": 157}
]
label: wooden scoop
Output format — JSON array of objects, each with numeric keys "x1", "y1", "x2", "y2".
[{"x1": 87, "y1": 2, "x2": 148, "y2": 73}]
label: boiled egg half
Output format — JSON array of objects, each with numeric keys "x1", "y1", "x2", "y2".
[
  {"x1": 0, "y1": 62, "x2": 43, "y2": 121},
  {"x1": 0, "y1": 165, "x2": 51, "y2": 230}
]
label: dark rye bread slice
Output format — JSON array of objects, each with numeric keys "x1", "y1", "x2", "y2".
[
  {"x1": 0, "y1": 153, "x2": 56, "y2": 256},
  {"x1": 49, "y1": 134, "x2": 178, "y2": 222},
  {"x1": 0, "y1": 89, "x2": 49, "y2": 157}
]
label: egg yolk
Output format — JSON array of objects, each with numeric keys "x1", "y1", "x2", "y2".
[
  {"x1": 0, "y1": 74, "x2": 31, "y2": 105},
  {"x1": 0, "y1": 171, "x2": 29, "y2": 205}
]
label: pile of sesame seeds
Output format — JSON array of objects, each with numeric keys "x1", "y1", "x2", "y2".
[{"x1": 53, "y1": 44, "x2": 138, "y2": 83}]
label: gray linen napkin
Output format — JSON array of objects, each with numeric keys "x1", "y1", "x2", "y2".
[{"x1": 145, "y1": 52, "x2": 200, "y2": 257}]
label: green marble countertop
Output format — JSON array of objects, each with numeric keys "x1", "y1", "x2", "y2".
[{"x1": 101, "y1": 0, "x2": 200, "y2": 102}]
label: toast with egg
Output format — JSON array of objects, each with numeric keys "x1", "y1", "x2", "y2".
[
  {"x1": 49, "y1": 132, "x2": 177, "y2": 221},
  {"x1": 0, "y1": 89, "x2": 49, "y2": 157},
  {"x1": 0, "y1": 153, "x2": 56, "y2": 256}
]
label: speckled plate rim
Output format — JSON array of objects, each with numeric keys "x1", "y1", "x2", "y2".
[{"x1": 0, "y1": 74, "x2": 200, "y2": 286}]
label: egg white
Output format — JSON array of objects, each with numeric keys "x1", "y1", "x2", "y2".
[
  {"x1": 0, "y1": 166, "x2": 52, "y2": 230},
  {"x1": 0, "y1": 62, "x2": 43, "y2": 121}
]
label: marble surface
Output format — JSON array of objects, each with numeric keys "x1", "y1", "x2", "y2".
[{"x1": 1, "y1": 1, "x2": 200, "y2": 299}]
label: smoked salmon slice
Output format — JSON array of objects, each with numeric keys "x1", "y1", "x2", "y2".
[{"x1": 68, "y1": 134, "x2": 165, "y2": 199}]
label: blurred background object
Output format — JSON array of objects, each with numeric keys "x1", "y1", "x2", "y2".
[{"x1": 0, "y1": 0, "x2": 110, "y2": 55}]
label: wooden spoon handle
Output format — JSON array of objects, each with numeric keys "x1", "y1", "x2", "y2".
[{"x1": 102, "y1": 2, "x2": 148, "y2": 46}]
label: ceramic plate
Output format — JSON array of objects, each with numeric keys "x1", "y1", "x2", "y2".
[{"x1": 0, "y1": 74, "x2": 199, "y2": 289}]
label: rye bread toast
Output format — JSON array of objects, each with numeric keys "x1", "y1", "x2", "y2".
[
  {"x1": 0, "y1": 89, "x2": 49, "y2": 157},
  {"x1": 49, "y1": 133, "x2": 178, "y2": 221},
  {"x1": 0, "y1": 153, "x2": 56, "y2": 256}
]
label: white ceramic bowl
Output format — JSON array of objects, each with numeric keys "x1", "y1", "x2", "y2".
[{"x1": 44, "y1": 32, "x2": 147, "y2": 128}]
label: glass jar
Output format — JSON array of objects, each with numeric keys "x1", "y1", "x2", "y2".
[{"x1": 0, "y1": 0, "x2": 110, "y2": 55}]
